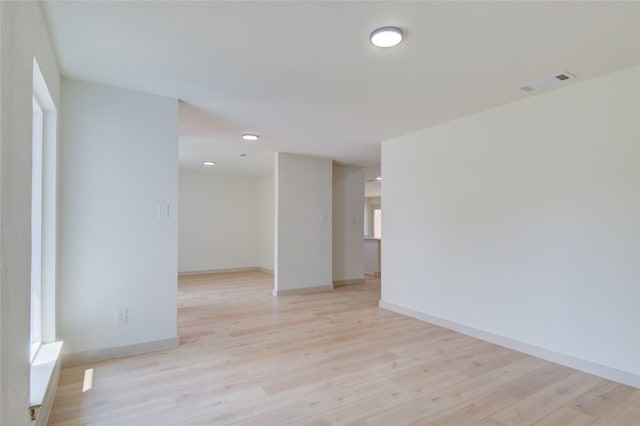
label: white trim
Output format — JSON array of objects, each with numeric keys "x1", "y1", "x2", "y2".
[
  {"x1": 274, "y1": 284, "x2": 334, "y2": 296},
  {"x1": 257, "y1": 267, "x2": 274, "y2": 274},
  {"x1": 379, "y1": 300, "x2": 639, "y2": 389},
  {"x1": 62, "y1": 337, "x2": 179, "y2": 366},
  {"x1": 32, "y1": 57, "x2": 59, "y2": 349},
  {"x1": 30, "y1": 341, "x2": 63, "y2": 425},
  {"x1": 178, "y1": 267, "x2": 260, "y2": 276},
  {"x1": 333, "y1": 278, "x2": 365, "y2": 286},
  {"x1": 30, "y1": 93, "x2": 44, "y2": 363}
]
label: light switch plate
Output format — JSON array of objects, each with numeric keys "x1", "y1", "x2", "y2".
[
  {"x1": 114, "y1": 309, "x2": 128, "y2": 325},
  {"x1": 157, "y1": 204, "x2": 170, "y2": 219}
]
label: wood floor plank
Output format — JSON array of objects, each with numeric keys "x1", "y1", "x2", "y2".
[
  {"x1": 48, "y1": 271, "x2": 639, "y2": 425},
  {"x1": 532, "y1": 407, "x2": 594, "y2": 426},
  {"x1": 485, "y1": 372, "x2": 602, "y2": 426},
  {"x1": 415, "y1": 361, "x2": 573, "y2": 425},
  {"x1": 589, "y1": 391, "x2": 640, "y2": 426},
  {"x1": 569, "y1": 378, "x2": 636, "y2": 418}
]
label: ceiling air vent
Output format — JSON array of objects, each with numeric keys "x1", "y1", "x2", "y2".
[{"x1": 520, "y1": 71, "x2": 576, "y2": 92}]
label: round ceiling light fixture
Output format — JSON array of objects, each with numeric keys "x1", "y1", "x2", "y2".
[
  {"x1": 370, "y1": 26, "x2": 404, "y2": 48},
  {"x1": 202, "y1": 161, "x2": 216, "y2": 166},
  {"x1": 242, "y1": 133, "x2": 259, "y2": 141}
]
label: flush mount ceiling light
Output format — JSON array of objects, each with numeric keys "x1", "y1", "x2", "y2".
[
  {"x1": 241, "y1": 133, "x2": 259, "y2": 141},
  {"x1": 375, "y1": 176, "x2": 382, "y2": 181},
  {"x1": 370, "y1": 26, "x2": 404, "y2": 48},
  {"x1": 202, "y1": 161, "x2": 216, "y2": 166}
]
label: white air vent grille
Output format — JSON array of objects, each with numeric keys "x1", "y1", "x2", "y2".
[{"x1": 520, "y1": 71, "x2": 576, "y2": 92}]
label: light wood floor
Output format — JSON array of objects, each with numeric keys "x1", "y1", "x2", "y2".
[{"x1": 49, "y1": 271, "x2": 639, "y2": 425}]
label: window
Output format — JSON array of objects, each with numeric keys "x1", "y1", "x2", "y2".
[
  {"x1": 30, "y1": 57, "x2": 58, "y2": 361},
  {"x1": 29, "y1": 57, "x2": 62, "y2": 420},
  {"x1": 31, "y1": 95, "x2": 44, "y2": 362},
  {"x1": 373, "y1": 208, "x2": 382, "y2": 239}
]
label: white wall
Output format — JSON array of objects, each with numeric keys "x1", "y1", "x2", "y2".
[
  {"x1": 59, "y1": 79, "x2": 179, "y2": 360},
  {"x1": 381, "y1": 66, "x2": 640, "y2": 385},
  {"x1": 257, "y1": 173, "x2": 275, "y2": 272},
  {"x1": 179, "y1": 171, "x2": 259, "y2": 273},
  {"x1": 332, "y1": 164, "x2": 365, "y2": 283},
  {"x1": 0, "y1": 2, "x2": 61, "y2": 424},
  {"x1": 275, "y1": 153, "x2": 332, "y2": 294}
]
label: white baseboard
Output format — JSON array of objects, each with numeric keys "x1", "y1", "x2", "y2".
[
  {"x1": 62, "y1": 336, "x2": 180, "y2": 366},
  {"x1": 274, "y1": 284, "x2": 334, "y2": 296},
  {"x1": 333, "y1": 278, "x2": 365, "y2": 286},
  {"x1": 379, "y1": 300, "x2": 639, "y2": 389},
  {"x1": 257, "y1": 267, "x2": 274, "y2": 274},
  {"x1": 178, "y1": 267, "x2": 259, "y2": 276}
]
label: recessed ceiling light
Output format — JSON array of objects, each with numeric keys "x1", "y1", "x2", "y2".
[
  {"x1": 375, "y1": 176, "x2": 382, "y2": 181},
  {"x1": 242, "y1": 134, "x2": 259, "y2": 141},
  {"x1": 370, "y1": 26, "x2": 404, "y2": 48},
  {"x1": 202, "y1": 161, "x2": 216, "y2": 166}
]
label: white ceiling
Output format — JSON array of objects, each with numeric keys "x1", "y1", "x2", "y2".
[{"x1": 42, "y1": 1, "x2": 640, "y2": 177}]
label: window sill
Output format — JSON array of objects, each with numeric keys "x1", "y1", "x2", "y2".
[{"x1": 29, "y1": 341, "x2": 63, "y2": 420}]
